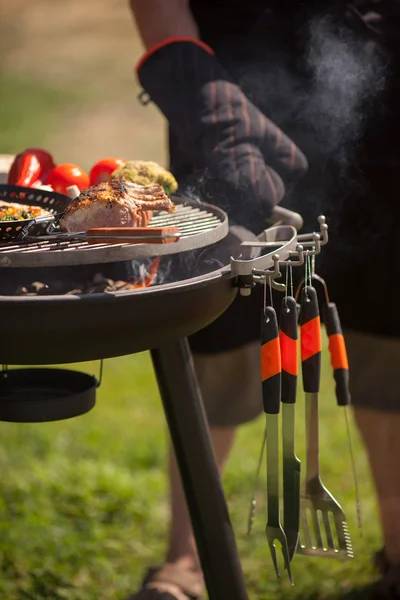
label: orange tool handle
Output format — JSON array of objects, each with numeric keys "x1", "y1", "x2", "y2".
[
  {"x1": 261, "y1": 306, "x2": 281, "y2": 414},
  {"x1": 322, "y1": 302, "x2": 351, "y2": 406},
  {"x1": 300, "y1": 286, "x2": 322, "y2": 394}
]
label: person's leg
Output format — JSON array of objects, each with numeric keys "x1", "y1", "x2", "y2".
[
  {"x1": 162, "y1": 342, "x2": 262, "y2": 583},
  {"x1": 353, "y1": 407, "x2": 400, "y2": 565},
  {"x1": 345, "y1": 329, "x2": 400, "y2": 597},
  {"x1": 165, "y1": 426, "x2": 236, "y2": 573}
]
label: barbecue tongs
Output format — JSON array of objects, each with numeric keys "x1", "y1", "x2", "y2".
[{"x1": 17, "y1": 215, "x2": 181, "y2": 245}]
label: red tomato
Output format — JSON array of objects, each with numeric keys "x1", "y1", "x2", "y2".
[
  {"x1": 89, "y1": 158, "x2": 126, "y2": 185},
  {"x1": 46, "y1": 163, "x2": 90, "y2": 194}
]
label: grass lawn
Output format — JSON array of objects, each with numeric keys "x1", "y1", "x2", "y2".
[{"x1": 0, "y1": 71, "x2": 382, "y2": 599}]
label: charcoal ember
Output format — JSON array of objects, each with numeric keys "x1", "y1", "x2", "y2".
[
  {"x1": 30, "y1": 281, "x2": 49, "y2": 294},
  {"x1": 51, "y1": 280, "x2": 66, "y2": 293},
  {"x1": 15, "y1": 286, "x2": 29, "y2": 296},
  {"x1": 37, "y1": 287, "x2": 53, "y2": 296},
  {"x1": 9, "y1": 274, "x2": 149, "y2": 296},
  {"x1": 92, "y1": 273, "x2": 114, "y2": 287},
  {"x1": 85, "y1": 283, "x2": 108, "y2": 293},
  {"x1": 93, "y1": 273, "x2": 105, "y2": 284}
]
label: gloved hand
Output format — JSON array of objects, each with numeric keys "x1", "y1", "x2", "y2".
[{"x1": 136, "y1": 39, "x2": 307, "y2": 234}]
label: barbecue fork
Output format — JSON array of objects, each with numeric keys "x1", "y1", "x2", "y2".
[
  {"x1": 298, "y1": 286, "x2": 353, "y2": 559},
  {"x1": 261, "y1": 306, "x2": 293, "y2": 583}
]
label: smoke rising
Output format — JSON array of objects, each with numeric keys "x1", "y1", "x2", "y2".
[
  {"x1": 302, "y1": 14, "x2": 387, "y2": 168},
  {"x1": 170, "y1": 10, "x2": 392, "y2": 271},
  {"x1": 218, "y1": 8, "x2": 391, "y2": 259}
]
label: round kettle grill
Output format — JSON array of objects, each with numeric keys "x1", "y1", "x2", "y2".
[
  {"x1": 0, "y1": 188, "x2": 326, "y2": 422},
  {"x1": 0, "y1": 182, "x2": 327, "y2": 600}
]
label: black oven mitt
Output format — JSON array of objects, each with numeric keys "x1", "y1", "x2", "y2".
[{"x1": 136, "y1": 39, "x2": 307, "y2": 234}]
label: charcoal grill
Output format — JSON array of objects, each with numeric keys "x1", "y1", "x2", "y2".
[{"x1": 0, "y1": 188, "x2": 327, "y2": 600}]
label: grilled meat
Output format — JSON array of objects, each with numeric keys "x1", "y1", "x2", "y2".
[{"x1": 59, "y1": 177, "x2": 175, "y2": 232}]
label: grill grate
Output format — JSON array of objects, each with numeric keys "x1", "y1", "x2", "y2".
[{"x1": 0, "y1": 201, "x2": 228, "y2": 268}]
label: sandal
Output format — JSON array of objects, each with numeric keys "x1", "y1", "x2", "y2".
[
  {"x1": 125, "y1": 564, "x2": 205, "y2": 600},
  {"x1": 371, "y1": 549, "x2": 400, "y2": 599}
]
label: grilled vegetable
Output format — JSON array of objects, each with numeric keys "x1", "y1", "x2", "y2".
[
  {"x1": 47, "y1": 163, "x2": 90, "y2": 195},
  {"x1": 7, "y1": 148, "x2": 55, "y2": 188},
  {"x1": 89, "y1": 158, "x2": 126, "y2": 185},
  {"x1": 110, "y1": 160, "x2": 178, "y2": 195},
  {"x1": 0, "y1": 200, "x2": 52, "y2": 222}
]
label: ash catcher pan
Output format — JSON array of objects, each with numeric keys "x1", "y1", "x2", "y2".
[{"x1": 0, "y1": 367, "x2": 99, "y2": 423}]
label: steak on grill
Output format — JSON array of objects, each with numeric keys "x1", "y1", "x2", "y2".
[{"x1": 59, "y1": 177, "x2": 175, "y2": 232}]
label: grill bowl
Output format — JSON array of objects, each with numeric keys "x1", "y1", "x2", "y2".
[
  {"x1": 0, "y1": 368, "x2": 97, "y2": 422},
  {"x1": 0, "y1": 184, "x2": 71, "y2": 241},
  {"x1": 0, "y1": 269, "x2": 235, "y2": 364},
  {"x1": 0, "y1": 199, "x2": 235, "y2": 365}
]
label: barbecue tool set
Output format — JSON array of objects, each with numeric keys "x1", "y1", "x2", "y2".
[
  {"x1": 245, "y1": 242, "x2": 359, "y2": 584},
  {"x1": 0, "y1": 181, "x2": 358, "y2": 596}
]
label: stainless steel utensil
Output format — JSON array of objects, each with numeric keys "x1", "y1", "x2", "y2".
[
  {"x1": 296, "y1": 273, "x2": 361, "y2": 534},
  {"x1": 261, "y1": 306, "x2": 293, "y2": 583},
  {"x1": 279, "y1": 296, "x2": 301, "y2": 561},
  {"x1": 298, "y1": 286, "x2": 353, "y2": 559},
  {"x1": 21, "y1": 226, "x2": 181, "y2": 245}
]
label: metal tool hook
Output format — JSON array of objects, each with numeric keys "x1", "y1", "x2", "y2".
[
  {"x1": 287, "y1": 244, "x2": 305, "y2": 267},
  {"x1": 253, "y1": 254, "x2": 286, "y2": 292},
  {"x1": 297, "y1": 216, "x2": 328, "y2": 247}
]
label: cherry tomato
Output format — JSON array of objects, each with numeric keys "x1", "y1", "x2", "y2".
[
  {"x1": 89, "y1": 158, "x2": 126, "y2": 185},
  {"x1": 46, "y1": 163, "x2": 90, "y2": 194}
]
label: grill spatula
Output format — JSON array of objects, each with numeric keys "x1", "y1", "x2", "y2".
[{"x1": 298, "y1": 286, "x2": 353, "y2": 559}]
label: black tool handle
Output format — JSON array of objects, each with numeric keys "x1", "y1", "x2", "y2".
[
  {"x1": 300, "y1": 287, "x2": 321, "y2": 394},
  {"x1": 322, "y1": 302, "x2": 351, "y2": 406},
  {"x1": 279, "y1": 296, "x2": 298, "y2": 404},
  {"x1": 261, "y1": 306, "x2": 281, "y2": 414}
]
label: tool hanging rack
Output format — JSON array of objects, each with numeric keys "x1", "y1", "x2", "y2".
[
  {"x1": 230, "y1": 215, "x2": 357, "y2": 583},
  {"x1": 230, "y1": 215, "x2": 328, "y2": 292}
]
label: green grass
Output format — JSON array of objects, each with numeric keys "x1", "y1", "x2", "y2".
[
  {"x1": 0, "y1": 343, "x2": 381, "y2": 600},
  {"x1": 0, "y1": 71, "x2": 381, "y2": 599},
  {"x1": 0, "y1": 71, "x2": 85, "y2": 155}
]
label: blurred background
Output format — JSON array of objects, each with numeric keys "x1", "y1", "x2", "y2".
[
  {"x1": 0, "y1": 1, "x2": 382, "y2": 599},
  {"x1": 0, "y1": 0, "x2": 165, "y2": 167}
]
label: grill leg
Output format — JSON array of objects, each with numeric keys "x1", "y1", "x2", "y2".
[{"x1": 151, "y1": 339, "x2": 249, "y2": 600}]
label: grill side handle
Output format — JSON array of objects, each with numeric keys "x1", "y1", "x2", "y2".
[{"x1": 269, "y1": 206, "x2": 303, "y2": 231}]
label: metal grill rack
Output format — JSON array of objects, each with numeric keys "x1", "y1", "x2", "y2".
[{"x1": 0, "y1": 201, "x2": 228, "y2": 268}]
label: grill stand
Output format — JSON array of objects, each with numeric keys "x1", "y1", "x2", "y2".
[{"x1": 151, "y1": 340, "x2": 249, "y2": 600}]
